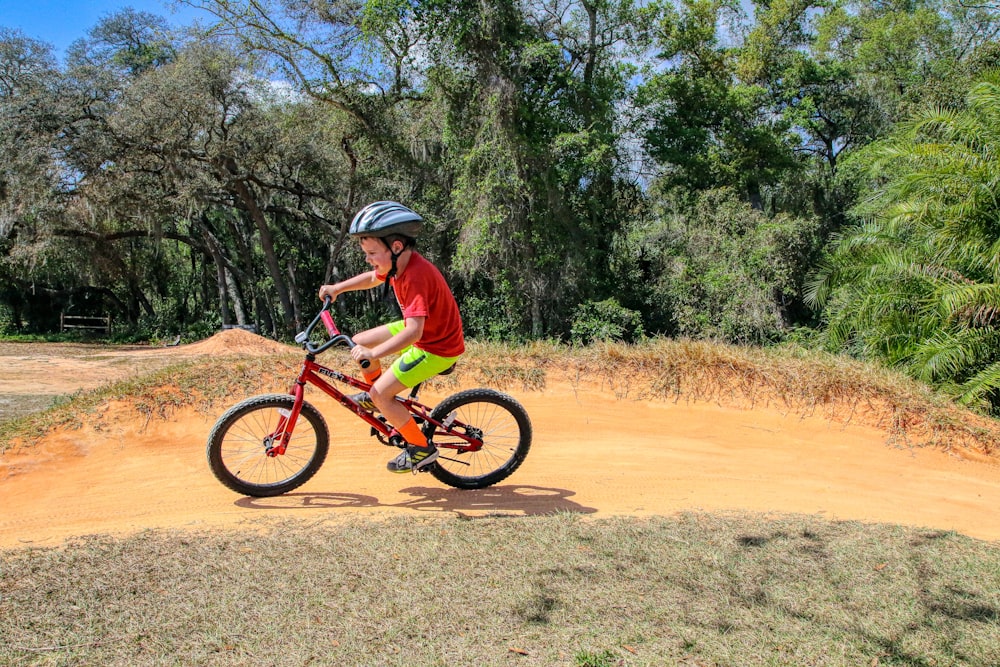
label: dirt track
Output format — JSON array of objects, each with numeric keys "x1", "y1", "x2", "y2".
[{"x1": 2, "y1": 333, "x2": 1000, "y2": 548}]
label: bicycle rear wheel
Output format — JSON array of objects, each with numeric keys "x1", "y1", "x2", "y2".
[
  {"x1": 427, "y1": 388, "x2": 532, "y2": 489},
  {"x1": 207, "y1": 394, "x2": 329, "y2": 497}
]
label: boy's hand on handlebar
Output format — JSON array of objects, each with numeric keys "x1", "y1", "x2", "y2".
[
  {"x1": 350, "y1": 344, "x2": 375, "y2": 366},
  {"x1": 318, "y1": 285, "x2": 338, "y2": 302}
]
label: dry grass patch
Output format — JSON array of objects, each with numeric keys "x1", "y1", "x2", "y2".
[
  {"x1": 1, "y1": 513, "x2": 997, "y2": 666},
  {"x1": 558, "y1": 339, "x2": 1000, "y2": 456}
]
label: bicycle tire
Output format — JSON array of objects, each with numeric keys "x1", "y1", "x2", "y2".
[
  {"x1": 207, "y1": 394, "x2": 329, "y2": 497},
  {"x1": 427, "y1": 388, "x2": 532, "y2": 489}
]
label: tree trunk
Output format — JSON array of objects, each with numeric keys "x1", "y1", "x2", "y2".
[
  {"x1": 214, "y1": 259, "x2": 232, "y2": 325},
  {"x1": 221, "y1": 158, "x2": 295, "y2": 336},
  {"x1": 286, "y1": 256, "x2": 301, "y2": 331},
  {"x1": 226, "y1": 270, "x2": 248, "y2": 326},
  {"x1": 232, "y1": 177, "x2": 294, "y2": 333},
  {"x1": 255, "y1": 292, "x2": 276, "y2": 338}
]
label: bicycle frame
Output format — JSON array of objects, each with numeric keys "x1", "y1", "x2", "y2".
[{"x1": 266, "y1": 302, "x2": 484, "y2": 459}]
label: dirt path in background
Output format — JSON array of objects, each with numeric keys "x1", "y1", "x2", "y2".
[{"x1": 2, "y1": 334, "x2": 1000, "y2": 548}]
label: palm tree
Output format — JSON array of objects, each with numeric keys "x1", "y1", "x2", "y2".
[{"x1": 808, "y1": 73, "x2": 1000, "y2": 412}]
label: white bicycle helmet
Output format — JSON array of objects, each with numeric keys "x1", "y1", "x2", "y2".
[{"x1": 349, "y1": 201, "x2": 423, "y2": 239}]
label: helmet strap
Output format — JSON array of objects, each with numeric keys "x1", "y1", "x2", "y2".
[{"x1": 381, "y1": 244, "x2": 402, "y2": 306}]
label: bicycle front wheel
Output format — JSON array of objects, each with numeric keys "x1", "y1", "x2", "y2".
[
  {"x1": 427, "y1": 388, "x2": 532, "y2": 490},
  {"x1": 207, "y1": 394, "x2": 329, "y2": 497}
]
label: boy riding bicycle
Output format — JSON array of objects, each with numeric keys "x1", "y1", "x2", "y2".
[{"x1": 318, "y1": 201, "x2": 465, "y2": 473}]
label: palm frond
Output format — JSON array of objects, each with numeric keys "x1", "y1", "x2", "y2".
[
  {"x1": 936, "y1": 282, "x2": 1000, "y2": 325},
  {"x1": 910, "y1": 328, "x2": 992, "y2": 381},
  {"x1": 956, "y1": 358, "x2": 1000, "y2": 408}
]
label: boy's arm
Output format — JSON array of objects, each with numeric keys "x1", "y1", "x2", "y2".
[
  {"x1": 318, "y1": 270, "x2": 382, "y2": 301},
  {"x1": 350, "y1": 316, "x2": 425, "y2": 365},
  {"x1": 372, "y1": 317, "x2": 424, "y2": 357}
]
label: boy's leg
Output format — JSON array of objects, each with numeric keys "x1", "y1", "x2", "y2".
[
  {"x1": 352, "y1": 324, "x2": 394, "y2": 382},
  {"x1": 368, "y1": 373, "x2": 426, "y2": 447},
  {"x1": 375, "y1": 347, "x2": 461, "y2": 473},
  {"x1": 370, "y1": 371, "x2": 438, "y2": 473},
  {"x1": 349, "y1": 322, "x2": 457, "y2": 472}
]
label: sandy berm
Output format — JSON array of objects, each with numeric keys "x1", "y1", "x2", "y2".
[{"x1": 1, "y1": 330, "x2": 999, "y2": 548}]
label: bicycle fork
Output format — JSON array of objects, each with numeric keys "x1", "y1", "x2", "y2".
[{"x1": 265, "y1": 383, "x2": 307, "y2": 457}]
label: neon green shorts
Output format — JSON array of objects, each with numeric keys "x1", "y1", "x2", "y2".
[{"x1": 385, "y1": 320, "x2": 460, "y2": 388}]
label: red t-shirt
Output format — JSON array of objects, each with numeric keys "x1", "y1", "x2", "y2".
[{"x1": 385, "y1": 252, "x2": 465, "y2": 358}]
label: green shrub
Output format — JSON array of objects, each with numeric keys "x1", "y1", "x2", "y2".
[
  {"x1": 570, "y1": 298, "x2": 644, "y2": 344},
  {"x1": 636, "y1": 188, "x2": 820, "y2": 345}
]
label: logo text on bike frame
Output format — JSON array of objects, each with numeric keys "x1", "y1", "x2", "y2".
[{"x1": 316, "y1": 367, "x2": 344, "y2": 381}]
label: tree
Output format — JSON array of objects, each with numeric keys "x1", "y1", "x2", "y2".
[
  {"x1": 0, "y1": 28, "x2": 59, "y2": 234},
  {"x1": 178, "y1": 0, "x2": 461, "y2": 333},
  {"x1": 636, "y1": 0, "x2": 798, "y2": 208},
  {"x1": 103, "y1": 40, "x2": 354, "y2": 335},
  {"x1": 0, "y1": 29, "x2": 79, "y2": 330},
  {"x1": 808, "y1": 74, "x2": 1000, "y2": 411},
  {"x1": 179, "y1": 0, "x2": 430, "y2": 214},
  {"x1": 67, "y1": 8, "x2": 177, "y2": 76},
  {"x1": 422, "y1": 0, "x2": 642, "y2": 338},
  {"x1": 2, "y1": 11, "x2": 355, "y2": 338},
  {"x1": 737, "y1": 0, "x2": 992, "y2": 225}
]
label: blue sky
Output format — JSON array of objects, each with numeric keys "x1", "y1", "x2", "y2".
[{"x1": 0, "y1": 0, "x2": 209, "y2": 57}]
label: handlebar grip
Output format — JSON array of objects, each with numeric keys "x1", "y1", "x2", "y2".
[
  {"x1": 359, "y1": 359, "x2": 371, "y2": 369},
  {"x1": 320, "y1": 310, "x2": 338, "y2": 335}
]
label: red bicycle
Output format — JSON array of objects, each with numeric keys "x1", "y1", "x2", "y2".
[{"x1": 206, "y1": 300, "x2": 532, "y2": 497}]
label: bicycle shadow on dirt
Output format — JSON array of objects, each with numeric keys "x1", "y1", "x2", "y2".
[{"x1": 234, "y1": 484, "x2": 597, "y2": 518}]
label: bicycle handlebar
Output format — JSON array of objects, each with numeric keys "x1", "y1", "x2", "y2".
[{"x1": 295, "y1": 297, "x2": 370, "y2": 368}]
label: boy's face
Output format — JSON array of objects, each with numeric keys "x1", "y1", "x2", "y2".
[{"x1": 359, "y1": 237, "x2": 394, "y2": 274}]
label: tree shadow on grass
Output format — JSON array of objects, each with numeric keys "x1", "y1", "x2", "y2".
[{"x1": 234, "y1": 484, "x2": 597, "y2": 517}]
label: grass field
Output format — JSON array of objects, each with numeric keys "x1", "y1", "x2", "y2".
[{"x1": 2, "y1": 513, "x2": 998, "y2": 666}]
